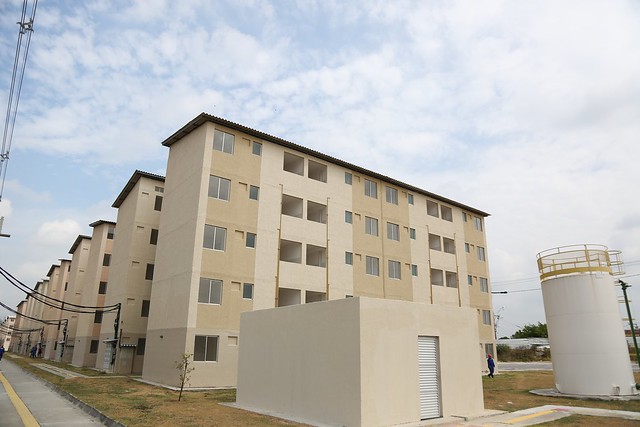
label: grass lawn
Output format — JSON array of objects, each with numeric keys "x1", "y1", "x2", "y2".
[{"x1": 8, "y1": 354, "x2": 640, "y2": 426}]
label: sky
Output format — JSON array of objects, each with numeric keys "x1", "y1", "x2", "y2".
[{"x1": 1, "y1": 0, "x2": 640, "y2": 338}]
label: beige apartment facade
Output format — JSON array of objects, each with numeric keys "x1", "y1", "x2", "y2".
[
  {"x1": 62, "y1": 235, "x2": 92, "y2": 363},
  {"x1": 143, "y1": 113, "x2": 494, "y2": 389},
  {"x1": 71, "y1": 220, "x2": 115, "y2": 368},
  {"x1": 1, "y1": 316, "x2": 15, "y2": 350},
  {"x1": 98, "y1": 171, "x2": 164, "y2": 374},
  {"x1": 42, "y1": 259, "x2": 71, "y2": 360}
]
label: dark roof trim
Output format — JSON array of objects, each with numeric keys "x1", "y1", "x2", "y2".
[
  {"x1": 68, "y1": 235, "x2": 92, "y2": 255},
  {"x1": 113, "y1": 170, "x2": 166, "y2": 208},
  {"x1": 46, "y1": 264, "x2": 59, "y2": 278},
  {"x1": 161, "y1": 113, "x2": 490, "y2": 217},
  {"x1": 89, "y1": 220, "x2": 116, "y2": 228}
]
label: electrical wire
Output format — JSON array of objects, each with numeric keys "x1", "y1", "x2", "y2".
[
  {"x1": 0, "y1": 266, "x2": 119, "y2": 312},
  {"x1": 0, "y1": 0, "x2": 38, "y2": 202}
]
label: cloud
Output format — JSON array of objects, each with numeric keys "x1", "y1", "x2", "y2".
[{"x1": 34, "y1": 219, "x2": 83, "y2": 247}]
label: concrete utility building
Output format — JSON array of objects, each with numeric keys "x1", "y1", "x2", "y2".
[{"x1": 142, "y1": 113, "x2": 494, "y2": 389}]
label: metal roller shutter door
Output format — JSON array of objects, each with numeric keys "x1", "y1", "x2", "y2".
[{"x1": 418, "y1": 336, "x2": 441, "y2": 420}]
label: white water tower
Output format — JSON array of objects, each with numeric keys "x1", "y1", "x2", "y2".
[{"x1": 537, "y1": 244, "x2": 637, "y2": 396}]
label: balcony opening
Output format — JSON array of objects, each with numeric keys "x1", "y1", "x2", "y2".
[
  {"x1": 282, "y1": 194, "x2": 303, "y2": 218},
  {"x1": 427, "y1": 200, "x2": 439, "y2": 218},
  {"x1": 307, "y1": 201, "x2": 327, "y2": 224},
  {"x1": 283, "y1": 152, "x2": 304, "y2": 175},
  {"x1": 306, "y1": 244, "x2": 327, "y2": 268},
  {"x1": 280, "y1": 239, "x2": 302, "y2": 263},
  {"x1": 430, "y1": 269, "x2": 444, "y2": 286},
  {"x1": 308, "y1": 160, "x2": 327, "y2": 182},
  {"x1": 429, "y1": 233, "x2": 441, "y2": 251},
  {"x1": 446, "y1": 271, "x2": 458, "y2": 288},
  {"x1": 278, "y1": 288, "x2": 301, "y2": 307},
  {"x1": 441, "y1": 205, "x2": 453, "y2": 222},
  {"x1": 306, "y1": 290, "x2": 326, "y2": 303},
  {"x1": 443, "y1": 237, "x2": 456, "y2": 254}
]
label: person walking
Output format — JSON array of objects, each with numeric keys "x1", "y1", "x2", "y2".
[
  {"x1": 487, "y1": 353, "x2": 495, "y2": 378},
  {"x1": 0, "y1": 345, "x2": 4, "y2": 361}
]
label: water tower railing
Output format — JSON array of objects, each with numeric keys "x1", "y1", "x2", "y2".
[{"x1": 537, "y1": 244, "x2": 617, "y2": 281}]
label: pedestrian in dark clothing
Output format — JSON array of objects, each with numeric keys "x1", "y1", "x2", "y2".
[
  {"x1": 0, "y1": 346, "x2": 4, "y2": 361},
  {"x1": 30, "y1": 346, "x2": 37, "y2": 358},
  {"x1": 487, "y1": 353, "x2": 495, "y2": 378}
]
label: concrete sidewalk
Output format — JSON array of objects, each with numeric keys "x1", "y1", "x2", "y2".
[{"x1": 0, "y1": 357, "x2": 114, "y2": 426}]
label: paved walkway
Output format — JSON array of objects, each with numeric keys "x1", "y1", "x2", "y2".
[{"x1": 0, "y1": 357, "x2": 106, "y2": 426}]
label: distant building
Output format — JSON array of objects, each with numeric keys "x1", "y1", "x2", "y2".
[{"x1": 1, "y1": 316, "x2": 15, "y2": 349}]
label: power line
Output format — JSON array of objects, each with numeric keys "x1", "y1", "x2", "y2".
[{"x1": 0, "y1": 0, "x2": 38, "y2": 202}]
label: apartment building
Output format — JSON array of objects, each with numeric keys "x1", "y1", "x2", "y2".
[
  {"x1": 62, "y1": 235, "x2": 92, "y2": 363},
  {"x1": 10, "y1": 300, "x2": 26, "y2": 353},
  {"x1": 142, "y1": 113, "x2": 493, "y2": 388},
  {"x1": 98, "y1": 171, "x2": 164, "y2": 374},
  {"x1": 1, "y1": 316, "x2": 15, "y2": 350},
  {"x1": 72, "y1": 220, "x2": 116, "y2": 368},
  {"x1": 42, "y1": 259, "x2": 71, "y2": 360}
]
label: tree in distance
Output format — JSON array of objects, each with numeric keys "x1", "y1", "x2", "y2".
[{"x1": 511, "y1": 322, "x2": 548, "y2": 338}]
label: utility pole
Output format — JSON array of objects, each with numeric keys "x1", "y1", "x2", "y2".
[{"x1": 618, "y1": 279, "x2": 640, "y2": 371}]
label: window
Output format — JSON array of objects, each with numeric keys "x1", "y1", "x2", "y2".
[
  {"x1": 94, "y1": 310, "x2": 103, "y2": 324},
  {"x1": 364, "y1": 179, "x2": 377, "y2": 198},
  {"x1": 388, "y1": 260, "x2": 401, "y2": 279},
  {"x1": 428, "y1": 234, "x2": 441, "y2": 251},
  {"x1": 387, "y1": 222, "x2": 400, "y2": 241},
  {"x1": 462, "y1": 212, "x2": 468, "y2": 222},
  {"x1": 141, "y1": 300, "x2": 150, "y2": 317},
  {"x1": 482, "y1": 310, "x2": 492, "y2": 325},
  {"x1": 98, "y1": 281, "x2": 107, "y2": 295},
  {"x1": 243, "y1": 283, "x2": 254, "y2": 299},
  {"x1": 345, "y1": 251, "x2": 353, "y2": 265},
  {"x1": 154, "y1": 195, "x2": 163, "y2": 211},
  {"x1": 203, "y1": 225, "x2": 227, "y2": 251},
  {"x1": 246, "y1": 232, "x2": 256, "y2": 248},
  {"x1": 194, "y1": 335, "x2": 218, "y2": 362},
  {"x1": 446, "y1": 271, "x2": 458, "y2": 288},
  {"x1": 198, "y1": 278, "x2": 222, "y2": 304},
  {"x1": 386, "y1": 187, "x2": 398, "y2": 205},
  {"x1": 477, "y1": 246, "x2": 486, "y2": 261},
  {"x1": 365, "y1": 256, "x2": 379, "y2": 276},
  {"x1": 465, "y1": 243, "x2": 470, "y2": 253},
  {"x1": 426, "y1": 200, "x2": 439, "y2": 217},
  {"x1": 249, "y1": 185, "x2": 259, "y2": 200},
  {"x1": 64, "y1": 282, "x2": 68, "y2": 291},
  {"x1": 136, "y1": 338, "x2": 146, "y2": 356},
  {"x1": 150, "y1": 228, "x2": 159, "y2": 245},
  {"x1": 408, "y1": 193, "x2": 414, "y2": 205},
  {"x1": 308, "y1": 160, "x2": 327, "y2": 182},
  {"x1": 344, "y1": 172, "x2": 352, "y2": 185},
  {"x1": 409, "y1": 228, "x2": 416, "y2": 240},
  {"x1": 213, "y1": 129, "x2": 234, "y2": 154},
  {"x1": 102, "y1": 254, "x2": 111, "y2": 266},
  {"x1": 155, "y1": 186, "x2": 164, "y2": 193},
  {"x1": 480, "y1": 277, "x2": 489, "y2": 293},
  {"x1": 443, "y1": 237, "x2": 456, "y2": 254},
  {"x1": 252, "y1": 141, "x2": 262, "y2": 156},
  {"x1": 89, "y1": 340, "x2": 99, "y2": 354},
  {"x1": 208, "y1": 175, "x2": 231, "y2": 200},
  {"x1": 474, "y1": 216, "x2": 483, "y2": 232},
  {"x1": 410, "y1": 265, "x2": 418, "y2": 277},
  {"x1": 365, "y1": 216, "x2": 378, "y2": 236},
  {"x1": 345, "y1": 210, "x2": 353, "y2": 224},
  {"x1": 107, "y1": 226, "x2": 115, "y2": 240},
  {"x1": 430, "y1": 269, "x2": 443, "y2": 286},
  {"x1": 145, "y1": 263, "x2": 154, "y2": 280},
  {"x1": 283, "y1": 152, "x2": 304, "y2": 175},
  {"x1": 468, "y1": 275, "x2": 473, "y2": 286},
  {"x1": 441, "y1": 205, "x2": 453, "y2": 222},
  {"x1": 306, "y1": 244, "x2": 327, "y2": 268}
]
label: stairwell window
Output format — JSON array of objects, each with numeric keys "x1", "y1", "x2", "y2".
[
  {"x1": 409, "y1": 228, "x2": 416, "y2": 240},
  {"x1": 474, "y1": 216, "x2": 483, "y2": 231},
  {"x1": 94, "y1": 310, "x2": 103, "y2": 324},
  {"x1": 345, "y1": 210, "x2": 353, "y2": 224},
  {"x1": 145, "y1": 263, "x2": 155, "y2": 280},
  {"x1": 213, "y1": 129, "x2": 235, "y2": 154},
  {"x1": 345, "y1": 251, "x2": 353, "y2": 265},
  {"x1": 482, "y1": 310, "x2": 492, "y2": 325},
  {"x1": 243, "y1": 283, "x2": 254, "y2": 299},
  {"x1": 246, "y1": 232, "x2": 256, "y2": 248},
  {"x1": 345, "y1": 172, "x2": 352, "y2": 184},
  {"x1": 252, "y1": 141, "x2": 262, "y2": 156},
  {"x1": 411, "y1": 264, "x2": 418, "y2": 276},
  {"x1": 141, "y1": 300, "x2": 150, "y2": 317},
  {"x1": 387, "y1": 222, "x2": 400, "y2": 241},
  {"x1": 408, "y1": 193, "x2": 414, "y2": 205},
  {"x1": 154, "y1": 195, "x2": 163, "y2": 211},
  {"x1": 249, "y1": 185, "x2": 259, "y2": 200},
  {"x1": 480, "y1": 277, "x2": 489, "y2": 292},
  {"x1": 477, "y1": 246, "x2": 486, "y2": 261}
]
